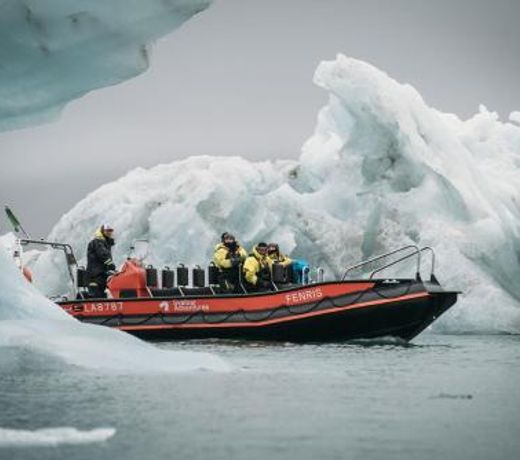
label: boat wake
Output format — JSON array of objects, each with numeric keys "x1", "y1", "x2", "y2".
[{"x1": 344, "y1": 336, "x2": 412, "y2": 347}]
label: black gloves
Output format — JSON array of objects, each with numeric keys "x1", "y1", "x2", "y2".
[
  {"x1": 259, "y1": 279, "x2": 271, "y2": 289},
  {"x1": 230, "y1": 255, "x2": 241, "y2": 267},
  {"x1": 107, "y1": 263, "x2": 116, "y2": 271},
  {"x1": 224, "y1": 241, "x2": 238, "y2": 251}
]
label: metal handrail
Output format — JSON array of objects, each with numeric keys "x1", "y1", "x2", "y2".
[
  {"x1": 369, "y1": 251, "x2": 420, "y2": 280},
  {"x1": 19, "y1": 238, "x2": 79, "y2": 296},
  {"x1": 369, "y1": 246, "x2": 437, "y2": 280},
  {"x1": 127, "y1": 239, "x2": 149, "y2": 262},
  {"x1": 237, "y1": 262, "x2": 247, "y2": 294},
  {"x1": 317, "y1": 267, "x2": 325, "y2": 283},
  {"x1": 419, "y1": 246, "x2": 435, "y2": 280},
  {"x1": 302, "y1": 266, "x2": 310, "y2": 284},
  {"x1": 342, "y1": 245, "x2": 421, "y2": 280}
]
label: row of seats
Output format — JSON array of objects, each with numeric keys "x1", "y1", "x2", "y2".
[
  {"x1": 77, "y1": 262, "x2": 314, "y2": 298},
  {"x1": 146, "y1": 264, "x2": 219, "y2": 289},
  {"x1": 145, "y1": 263, "x2": 298, "y2": 289}
]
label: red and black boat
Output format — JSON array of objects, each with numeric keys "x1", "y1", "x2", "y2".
[{"x1": 51, "y1": 245, "x2": 458, "y2": 342}]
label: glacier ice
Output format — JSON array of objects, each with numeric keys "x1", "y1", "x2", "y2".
[
  {"x1": 0, "y1": 247, "x2": 228, "y2": 372},
  {"x1": 31, "y1": 55, "x2": 520, "y2": 334},
  {"x1": 0, "y1": 0, "x2": 211, "y2": 131}
]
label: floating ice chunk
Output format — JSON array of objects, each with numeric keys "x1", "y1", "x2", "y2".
[
  {"x1": 0, "y1": 427, "x2": 116, "y2": 447},
  {"x1": 0, "y1": 248, "x2": 229, "y2": 372},
  {"x1": 0, "y1": 319, "x2": 229, "y2": 373}
]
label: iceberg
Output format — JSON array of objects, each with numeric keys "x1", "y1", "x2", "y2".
[
  {"x1": 0, "y1": 246, "x2": 229, "y2": 372},
  {"x1": 33, "y1": 55, "x2": 520, "y2": 334},
  {"x1": 0, "y1": 0, "x2": 211, "y2": 131}
]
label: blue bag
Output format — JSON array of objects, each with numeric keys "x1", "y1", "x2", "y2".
[{"x1": 291, "y1": 259, "x2": 310, "y2": 284}]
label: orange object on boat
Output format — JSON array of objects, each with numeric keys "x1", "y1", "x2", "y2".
[
  {"x1": 22, "y1": 266, "x2": 33, "y2": 283},
  {"x1": 107, "y1": 259, "x2": 150, "y2": 298}
]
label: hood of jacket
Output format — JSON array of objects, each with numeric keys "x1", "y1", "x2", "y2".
[
  {"x1": 94, "y1": 228, "x2": 106, "y2": 240},
  {"x1": 94, "y1": 227, "x2": 115, "y2": 246},
  {"x1": 214, "y1": 242, "x2": 241, "y2": 252},
  {"x1": 252, "y1": 246, "x2": 269, "y2": 262}
]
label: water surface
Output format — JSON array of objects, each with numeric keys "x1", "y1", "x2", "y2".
[{"x1": 1, "y1": 333, "x2": 519, "y2": 460}]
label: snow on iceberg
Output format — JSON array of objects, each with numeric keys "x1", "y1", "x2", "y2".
[
  {"x1": 0, "y1": 0, "x2": 211, "y2": 131},
  {"x1": 34, "y1": 55, "x2": 520, "y2": 333},
  {"x1": 0, "y1": 247, "x2": 228, "y2": 372}
]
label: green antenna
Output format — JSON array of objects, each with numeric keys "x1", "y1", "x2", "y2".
[{"x1": 4, "y1": 206, "x2": 30, "y2": 238}]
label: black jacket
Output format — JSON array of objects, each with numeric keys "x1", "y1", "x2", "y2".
[{"x1": 86, "y1": 233, "x2": 115, "y2": 280}]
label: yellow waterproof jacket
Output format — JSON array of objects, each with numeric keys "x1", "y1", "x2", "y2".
[
  {"x1": 213, "y1": 243, "x2": 247, "y2": 269},
  {"x1": 94, "y1": 228, "x2": 105, "y2": 240},
  {"x1": 243, "y1": 247, "x2": 272, "y2": 286},
  {"x1": 268, "y1": 251, "x2": 292, "y2": 267}
]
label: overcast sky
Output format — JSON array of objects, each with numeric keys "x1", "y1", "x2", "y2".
[{"x1": 1, "y1": 0, "x2": 519, "y2": 237}]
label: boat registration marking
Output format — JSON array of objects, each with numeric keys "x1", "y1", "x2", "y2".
[
  {"x1": 72, "y1": 301, "x2": 124, "y2": 314},
  {"x1": 285, "y1": 287, "x2": 323, "y2": 305}
]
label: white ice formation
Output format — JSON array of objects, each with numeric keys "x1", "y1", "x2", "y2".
[
  {"x1": 0, "y1": 246, "x2": 229, "y2": 372},
  {"x1": 0, "y1": 0, "x2": 211, "y2": 131},
  {"x1": 0, "y1": 427, "x2": 116, "y2": 447},
  {"x1": 33, "y1": 55, "x2": 520, "y2": 334}
]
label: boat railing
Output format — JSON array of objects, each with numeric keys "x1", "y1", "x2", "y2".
[
  {"x1": 418, "y1": 246, "x2": 437, "y2": 282},
  {"x1": 370, "y1": 246, "x2": 438, "y2": 282},
  {"x1": 237, "y1": 262, "x2": 248, "y2": 293},
  {"x1": 342, "y1": 245, "x2": 422, "y2": 281},
  {"x1": 19, "y1": 238, "x2": 79, "y2": 296},
  {"x1": 306, "y1": 267, "x2": 324, "y2": 284}
]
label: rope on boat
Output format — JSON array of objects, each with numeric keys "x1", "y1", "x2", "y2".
[{"x1": 84, "y1": 281, "x2": 418, "y2": 328}]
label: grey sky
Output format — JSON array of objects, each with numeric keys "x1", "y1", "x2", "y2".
[{"x1": 1, "y1": 0, "x2": 519, "y2": 237}]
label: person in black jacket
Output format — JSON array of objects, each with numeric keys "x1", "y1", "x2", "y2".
[{"x1": 86, "y1": 224, "x2": 116, "y2": 298}]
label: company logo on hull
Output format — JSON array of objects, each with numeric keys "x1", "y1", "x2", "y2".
[{"x1": 158, "y1": 300, "x2": 210, "y2": 313}]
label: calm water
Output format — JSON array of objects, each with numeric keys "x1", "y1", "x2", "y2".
[{"x1": 1, "y1": 333, "x2": 519, "y2": 460}]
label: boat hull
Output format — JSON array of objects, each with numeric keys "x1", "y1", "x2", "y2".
[
  {"x1": 140, "y1": 293, "x2": 455, "y2": 342},
  {"x1": 57, "y1": 279, "x2": 457, "y2": 342}
]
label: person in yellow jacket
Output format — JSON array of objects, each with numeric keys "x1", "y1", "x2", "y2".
[
  {"x1": 243, "y1": 242, "x2": 273, "y2": 291},
  {"x1": 267, "y1": 243, "x2": 292, "y2": 267},
  {"x1": 213, "y1": 232, "x2": 247, "y2": 292}
]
